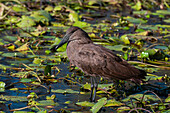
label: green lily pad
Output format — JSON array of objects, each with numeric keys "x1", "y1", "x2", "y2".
[
  {"x1": 0, "y1": 95, "x2": 27, "y2": 102},
  {"x1": 28, "y1": 100, "x2": 59, "y2": 106},
  {"x1": 17, "y1": 16, "x2": 36, "y2": 27},
  {"x1": 76, "y1": 101, "x2": 94, "y2": 107},
  {"x1": 20, "y1": 78, "x2": 35, "y2": 83},
  {"x1": 156, "y1": 10, "x2": 170, "y2": 15},
  {"x1": 122, "y1": 94, "x2": 159, "y2": 102},
  {"x1": 73, "y1": 21, "x2": 91, "y2": 28},
  {"x1": 83, "y1": 83, "x2": 114, "y2": 91},
  {"x1": 165, "y1": 96, "x2": 170, "y2": 102},
  {"x1": 2, "y1": 36, "x2": 18, "y2": 42},
  {"x1": 12, "y1": 5, "x2": 28, "y2": 12},
  {"x1": 0, "y1": 81, "x2": 5, "y2": 92},
  {"x1": 131, "y1": 1, "x2": 142, "y2": 11},
  {"x1": 69, "y1": 12, "x2": 79, "y2": 22},
  {"x1": 120, "y1": 35, "x2": 130, "y2": 44},
  {"x1": 125, "y1": 16, "x2": 148, "y2": 24},
  {"x1": 117, "y1": 106, "x2": 130, "y2": 113},
  {"x1": 105, "y1": 45, "x2": 129, "y2": 51},
  {"x1": 2, "y1": 52, "x2": 24, "y2": 57},
  {"x1": 90, "y1": 97, "x2": 107, "y2": 113},
  {"x1": 156, "y1": 24, "x2": 170, "y2": 28},
  {"x1": 164, "y1": 18, "x2": 170, "y2": 23},
  {"x1": 5, "y1": 16, "x2": 20, "y2": 24},
  {"x1": 154, "y1": 45, "x2": 169, "y2": 50},
  {"x1": 54, "y1": 5, "x2": 64, "y2": 11},
  {"x1": 0, "y1": 81, "x2": 5, "y2": 88},
  {"x1": 51, "y1": 89, "x2": 79, "y2": 94},
  {"x1": 30, "y1": 10, "x2": 51, "y2": 24},
  {"x1": 44, "y1": 5, "x2": 53, "y2": 11},
  {"x1": 133, "y1": 10, "x2": 151, "y2": 15},
  {"x1": 105, "y1": 99, "x2": 124, "y2": 107}
]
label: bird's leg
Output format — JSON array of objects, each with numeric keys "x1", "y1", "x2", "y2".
[
  {"x1": 90, "y1": 77, "x2": 94, "y2": 102},
  {"x1": 92, "y1": 76, "x2": 98, "y2": 102}
]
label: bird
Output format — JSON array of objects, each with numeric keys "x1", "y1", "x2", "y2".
[{"x1": 50, "y1": 26, "x2": 146, "y2": 102}]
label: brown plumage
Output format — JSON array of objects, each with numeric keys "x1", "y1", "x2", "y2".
[{"x1": 51, "y1": 26, "x2": 146, "y2": 102}]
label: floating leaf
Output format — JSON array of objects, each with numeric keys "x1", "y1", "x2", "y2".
[
  {"x1": 135, "y1": 31, "x2": 151, "y2": 36},
  {"x1": 7, "y1": 44, "x2": 15, "y2": 51},
  {"x1": 2, "y1": 36, "x2": 18, "y2": 42},
  {"x1": 120, "y1": 35, "x2": 130, "y2": 44},
  {"x1": 0, "y1": 95, "x2": 27, "y2": 102},
  {"x1": 105, "y1": 45, "x2": 129, "y2": 51},
  {"x1": 90, "y1": 97, "x2": 107, "y2": 113},
  {"x1": 83, "y1": 83, "x2": 114, "y2": 91},
  {"x1": 125, "y1": 16, "x2": 148, "y2": 24},
  {"x1": 28, "y1": 100, "x2": 59, "y2": 106},
  {"x1": 83, "y1": 83, "x2": 91, "y2": 90},
  {"x1": 30, "y1": 10, "x2": 51, "y2": 24},
  {"x1": 76, "y1": 101, "x2": 94, "y2": 107},
  {"x1": 165, "y1": 96, "x2": 170, "y2": 102},
  {"x1": 20, "y1": 78, "x2": 35, "y2": 83},
  {"x1": 122, "y1": 94, "x2": 159, "y2": 102},
  {"x1": 17, "y1": 16, "x2": 36, "y2": 27},
  {"x1": 132, "y1": 1, "x2": 142, "y2": 11},
  {"x1": 54, "y1": 5, "x2": 64, "y2": 11},
  {"x1": 0, "y1": 81, "x2": 5, "y2": 92},
  {"x1": 133, "y1": 10, "x2": 151, "y2": 15},
  {"x1": 117, "y1": 106, "x2": 130, "y2": 113},
  {"x1": 45, "y1": 5, "x2": 53, "y2": 11},
  {"x1": 105, "y1": 99, "x2": 124, "y2": 107},
  {"x1": 156, "y1": 10, "x2": 170, "y2": 15},
  {"x1": 33, "y1": 58, "x2": 42, "y2": 64},
  {"x1": 46, "y1": 95, "x2": 56, "y2": 100},
  {"x1": 12, "y1": 5, "x2": 27, "y2": 12},
  {"x1": 65, "y1": 101, "x2": 72, "y2": 104},
  {"x1": 154, "y1": 45, "x2": 169, "y2": 50},
  {"x1": 69, "y1": 12, "x2": 79, "y2": 22},
  {"x1": 164, "y1": 18, "x2": 170, "y2": 23},
  {"x1": 15, "y1": 43, "x2": 29, "y2": 51},
  {"x1": 73, "y1": 21, "x2": 91, "y2": 28},
  {"x1": 5, "y1": 16, "x2": 20, "y2": 24},
  {"x1": 51, "y1": 89, "x2": 79, "y2": 94},
  {"x1": 2, "y1": 52, "x2": 23, "y2": 57},
  {"x1": 0, "y1": 81, "x2": 5, "y2": 88}
]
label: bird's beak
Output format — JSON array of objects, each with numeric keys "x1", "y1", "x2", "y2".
[{"x1": 50, "y1": 32, "x2": 72, "y2": 52}]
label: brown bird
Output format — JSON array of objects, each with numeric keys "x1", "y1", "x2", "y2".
[{"x1": 50, "y1": 26, "x2": 146, "y2": 102}]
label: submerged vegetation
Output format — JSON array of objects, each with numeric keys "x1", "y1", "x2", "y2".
[{"x1": 0, "y1": 0, "x2": 169, "y2": 112}]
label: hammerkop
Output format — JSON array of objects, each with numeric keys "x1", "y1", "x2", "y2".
[{"x1": 51, "y1": 26, "x2": 146, "y2": 102}]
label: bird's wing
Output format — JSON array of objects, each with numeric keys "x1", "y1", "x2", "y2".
[{"x1": 73, "y1": 44, "x2": 145, "y2": 80}]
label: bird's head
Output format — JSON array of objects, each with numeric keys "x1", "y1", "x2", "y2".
[{"x1": 50, "y1": 26, "x2": 91, "y2": 52}]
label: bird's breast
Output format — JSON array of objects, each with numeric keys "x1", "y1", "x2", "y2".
[{"x1": 66, "y1": 42, "x2": 82, "y2": 64}]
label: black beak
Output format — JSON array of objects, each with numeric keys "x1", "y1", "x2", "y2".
[{"x1": 50, "y1": 32, "x2": 72, "y2": 52}]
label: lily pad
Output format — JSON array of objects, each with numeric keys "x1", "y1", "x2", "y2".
[
  {"x1": 0, "y1": 95, "x2": 27, "y2": 102},
  {"x1": 105, "y1": 99, "x2": 124, "y2": 107},
  {"x1": 76, "y1": 101, "x2": 94, "y2": 107},
  {"x1": 122, "y1": 94, "x2": 159, "y2": 102},
  {"x1": 105, "y1": 45, "x2": 129, "y2": 51},
  {"x1": 17, "y1": 16, "x2": 36, "y2": 27},
  {"x1": 125, "y1": 16, "x2": 148, "y2": 24},
  {"x1": 2, "y1": 36, "x2": 18, "y2": 42},
  {"x1": 51, "y1": 89, "x2": 79, "y2": 94},
  {"x1": 90, "y1": 97, "x2": 107, "y2": 113},
  {"x1": 131, "y1": 1, "x2": 142, "y2": 11},
  {"x1": 30, "y1": 10, "x2": 51, "y2": 24}
]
